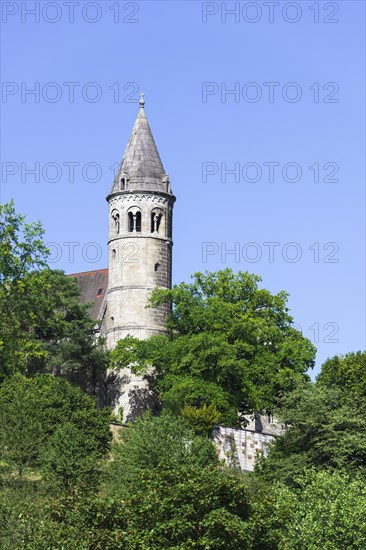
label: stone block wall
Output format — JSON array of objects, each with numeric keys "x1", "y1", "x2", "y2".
[
  {"x1": 213, "y1": 419, "x2": 282, "y2": 471},
  {"x1": 105, "y1": 192, "x2": 174, "y2": 348},
  {"x1": 109, "y1": 420, "x2": 281, "y2": 471}
]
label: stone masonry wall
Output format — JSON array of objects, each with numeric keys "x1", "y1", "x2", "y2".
[
  {"x1": 105, "y1": 192, "x2": 174, "y2": 420},
  {"x1": 213, "y1": 417, "x2": 283, "y2": 471},
  {"x1": 109, "y1": 421, "x2": 280, "y2": 472},
  {"x1": 106, "y1": 192, "x2": 173, "y2": 347}
]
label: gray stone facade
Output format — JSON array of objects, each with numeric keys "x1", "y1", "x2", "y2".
[
  {"x1": 70, "y1": 98, "x2": 283, "y2": 470},
  {"x1": 103, "y1": 96, "x2": 175, "y2": 421},
  {"x1": 213, "y1": 416, "x2": 283, "y2": 471}
]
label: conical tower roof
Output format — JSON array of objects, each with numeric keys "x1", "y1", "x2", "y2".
[{"x1": 110, "y1": 93, "x2": 170, "y2": 194}]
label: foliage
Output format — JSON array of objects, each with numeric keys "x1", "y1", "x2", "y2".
[
  {"x1": 279, "y1": 469, "x2": 366, "y2": 549},
  {"x1": 317, "y1": 350, "x2": 366, "y2": 403},
  {"x1": 0, "y1": 480, "x2": 50, "y2": 549},
  {"x1": 15, "y1": 496, "x2": 125, "y2": 549},
  {"x1": 181, "y1": 402, "x2": 222, "y2": 436},
  {"x1": 0, "y1": 374, "x2": 112, "y2": 478},
  {"x1": 6, "y1": 462, "x2": 366, "y2": 549},
  {"x1": 17, "y1": 413, "x2": 252, "y2": 549},
  {"x1": 0, "y1": 375, "x2": 44, "y2": 478},
  {"x1": 3, "y1": 366, "x2": 366, "y2": 548},
  {"x1": 1, "y1": 202, "x2": 364, "y2": 547},
  {"x1": 243, "y1": 476, "x2": 295, "y2": 550},
  {"x1": 42, "y1": 422, "x2": 103, "y2": 496},
  {"x1": 255, "y1": 382, "x2": 366, "y2": 485},
  {"x1": 256, "y1": 470, "x2": 366, "y2": 549},
  {"x1": 27, "y1": 269, "x2": 109, "y2": 388},
  {"x1": 0, "y1": 201, "x2": 49, "y2": 284},
  {"x1": 0, "y1": 202, "x2": 108, "y2": 384},
  {"x1": 111, "y1": 269, "x2": 316, "y2": 424},
  {"x1": 159, "y1": 372, "x2": 237, "y2": 422},
  {"x1": 21, "y1": 468, "x2": 252, "y2": 550},
  {"x1": 245, "y1": 469, "x2": 366, "y2": 549},
  {"x1": 116, "y1": 465, "x2": 251, "y2": 548},
  {"x1": 0, "y1": 201, "x2": 49, "y2": 378},
  {"x1": 104, "y1": 411, "x2": 252, "y2": 547},
  {"x1": 107, "y1": 410, "x2": 218, "y2": 496},
  {"x1": 1, "y1": 268, "x2": 109, "y2": 385}
]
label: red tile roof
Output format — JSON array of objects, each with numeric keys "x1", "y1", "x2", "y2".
[{"x1": 68, "y1": 268, "x2": 108, "y2": 321}]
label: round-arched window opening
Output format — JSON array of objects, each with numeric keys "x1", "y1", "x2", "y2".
[
  {"x1": 112, "y1": 211, "x2": 120, "y2": 234},
  {"x1": 151, "y1": 211, "x2": 162, "y2": 233},
  {"x1": 128, "y1": 209, "x2": 142, "y2": 232},
  {"x1": 154, "y1": 262, "x2": 160, "y2": 272}
]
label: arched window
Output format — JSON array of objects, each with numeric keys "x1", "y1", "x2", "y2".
[
  {"x1": 154, "y1": 262, "x2": 160, "y2": 272},
  {"x1": 112, "y1": 211, "x2": 120, "y2": 234},
  {"x1": 120, "y1": 178, "x2": 125, "y2": 190},
  {"x1": 136, "y1": 211, "x2": 141, "y2": 232},
  {"x1": 167, "y1": 208, "x2": 172, "y2": 238},
  {"x1": 128, "y1": 212, "x2": 133, "y2": 232},
  {"x1": 151, "y1": 210, "x2": 162, "y2": 233},
  {"x1": 128, "y1": 210, "x2": 142, "y2": 233}
]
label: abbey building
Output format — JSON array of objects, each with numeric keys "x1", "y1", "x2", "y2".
[
  {"x1": 69, "y1": 95, "x2": 282, "y2": 470},
  {"x1": 70, "y1": 94, "x2": 175, "y2": 420}
]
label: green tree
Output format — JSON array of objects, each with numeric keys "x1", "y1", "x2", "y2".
[
  {"x1": 0, "y1": 201, "x2": 49, "y2": 378},
  {"x1": 21, "y1": 471, "x2": 251, "y2": 550},
  {"x1": 23, "y1": 269, "x2": 109, "y2": 393},
  {"x1": 255, "y1": 382, "x2": 366, "y2": 484},
  {"x1": 317, "y1": 350, "x2": 366, "y2": 403},
  {"x1": 107, "y1": 410, "x2": 218, "y2": 495},
  {"x1": 112, "y1": 269, "x2": 316, "y2": 424},
  {"x1": 0, "y1": 374, "x2": 112, "y2": 478},
  {"x1": 22, "y1": 412, "x2": 252, "y2": 549},
  {"x1": 13, "y1": 496, "x2": 123, "y2": 549},
  {"x1": 253, "y1": 470, "x2": 366, "y2": 550},
  {"x1": 42, "y1": 422, "x2": 103, "y2": 496},
  {"x1": 117, "y1": 465, "x2": 251, "y2": 548},
  {"x1": 181, "y1": 402, "x2": 222, "y2": 436},
  {"x1": 0, "y1": 479, "x2": 50, "y2": 549},
  {"x1": 0, "y1": 201, "x2": 49, "y2": 284},
  {"x1": 0, "y1": 202, "x2": 108, "y2": 385},
  {"x1": 0, "y1": 376, "x2": 44, "y2": 479},
  {"x1": 89, "y1": 412, "x2": 252, "y2": 548},
  {"x1": 1, "y1": 268, "x2": 108, "y2": 387},
  {"x1": 283, "y1": 470, "x2": 366, "y2": 549}
]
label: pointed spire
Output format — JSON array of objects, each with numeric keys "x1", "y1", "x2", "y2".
[
  {"x1": 139, "y1": 91, "x2": 145, "y2": 108},
  {"x1": 110, "y1": 94, "x2": 168, "y2": 194}
]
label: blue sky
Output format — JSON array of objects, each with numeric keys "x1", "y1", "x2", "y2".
[{"x1": 1, "y1": 0, "x2": 365, "y2": 375}]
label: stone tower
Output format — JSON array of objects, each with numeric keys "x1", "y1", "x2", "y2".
[{"x1": 105, "y1": 94, "x2": 175, "y2": 420}]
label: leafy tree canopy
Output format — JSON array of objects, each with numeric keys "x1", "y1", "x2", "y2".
[
  {"x1": 22, "y1": 269, "x2": 109, "y2": 387},
  {"x1": 181, "y1": 402, "x2": 222, "y2": 436},
  {"x1": 107, "y1": 410, "x2": 218, "y2": 496},
  {"x1": 111, "y1": 269, "x2": 316, "y2": 424},
  {"x1": 0, "y1": 374, "x2": 112, "y2": 478},
  {"x1": 0, "y1": 200, "x2": 49, "y2": 285},
  {"x1": 0, "y1": 201, "x2": 49, "y2": 377},
  {"x1": 0, "y1": 202, "x2": 108, "y2": 385},
  {"x1": 249, "y1": 469, "x2": 366, "y2": 550},
  {"x1": 255, "y1": 382, "x2": 366, "y2": 485},
  {"x1": 60, "y1": 412, "x2": 252, "y2": 549},
  {"x1": 21, "y1": 467, "x2": 252, "y2": 550},
  {"x1": 42, "y1": 422, "x2": 104, "y2": 496},
  {"x1": 317, "y1": 350, "x2": 366, "y2": 404}
]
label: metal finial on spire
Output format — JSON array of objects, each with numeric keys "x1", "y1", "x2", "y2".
[{"x1": 139, "y1": 92, "x2": 145, "y2": 108}]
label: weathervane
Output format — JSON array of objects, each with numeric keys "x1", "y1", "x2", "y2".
[{"x1": 139, "y1": 91, "x2": 145, "y2": 108}]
